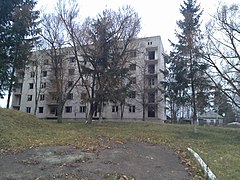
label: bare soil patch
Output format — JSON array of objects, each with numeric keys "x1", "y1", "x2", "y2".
[{"x1": 0, "y1": 142, "x2": 190, "y2": 180}]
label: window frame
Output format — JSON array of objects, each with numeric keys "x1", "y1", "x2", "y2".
[
  {"x1": 129, "y1": 64, "x2": 136, "y2": 71},
  {"x1": 148, "y1": 51, "x2": 155, "y2": 60},
  {"x1": 26, "y1": 107, "x2": 31, "y2": 113},
  {"x1": 68, "y1": 81, "x2": 74, "y2": 88},
  {"x1": 148, "y1": 64, "x2": 155, "y2": 74},
  {"x1": 27, "y1": 95, "x2": 33, "y2": 101},
  {"x1": 67, "y1": 93, "x2": 73, "y2": 100},
  {"x1": 30, "y1": 72, "x2": 35, "y2": 78},
  {"x1": 42, "y1": 71, "x2": 47, "y2": 77},
  {"x1": 149, "y1": 78, "x2": 155, "y2": 86},
  {"x1": 29, "y1": 83, "x2": 34, "y2": 89},
  {"x1": 40, "y1": 82, "x2": 46, "y2": 89},
  {"x1": 38, "y1": 107, "x2": 44, "y2": 113},
  {"x1": 129, "y1": 105, "x2": 136, "y2": 113},
  {"x1": 80, "y1": 106, "x2": 86, "y2": 113},
  {"x1": 40, "y1": 94, "x2": 45, "y2": 101},
  {"x1": 112, "y1": 105, "x2": 119, "y2": 113},
  {"x1": 129, "y1": 91, "x2": 136, "y2": 99},
  {"x1": 65, "y1": 106, "x2": 72, "y2": 113}
]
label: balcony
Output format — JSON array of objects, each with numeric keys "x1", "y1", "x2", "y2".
[
  {"x1": 145, "y1": 58, "x2": 158, "y2": 64},
  {"x1": 13, "y1": 89, "x2": 22, "y2": 95}
]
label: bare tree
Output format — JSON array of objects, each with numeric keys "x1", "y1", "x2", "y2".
[
  {"x1": 58, "y1": 2, "x2": 141, "y2": 123},
  {"x1": 203, "y1": 3, "x2": 240, "y2": 110},
  {"x1": 39, "y1": 12, "x2": 80, "y2": 123}
]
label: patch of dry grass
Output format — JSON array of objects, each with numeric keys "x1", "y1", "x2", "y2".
[{"x1": 1, "y1": 108, "x2": 239, "y2": 179}]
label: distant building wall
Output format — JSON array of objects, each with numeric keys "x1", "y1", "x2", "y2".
[{"x1": 12, "y1": 36, "x2": 166, "y2": 121}]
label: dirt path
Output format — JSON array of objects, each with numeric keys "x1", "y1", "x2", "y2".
[{"x1": 0, "y1": 142, "x2": 191, "y2": 180}]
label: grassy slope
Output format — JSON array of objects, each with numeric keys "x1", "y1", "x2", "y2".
[{"x1": 0, "y1": 108, "x2": 240, "y2": 179}]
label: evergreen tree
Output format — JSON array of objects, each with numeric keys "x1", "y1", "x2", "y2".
[
  {"x1": 167, "y1": 0, "x2": 209, "y2": 132},
  {"x1": 0, "y1": 0, "x2": 40, "y2": 107}
]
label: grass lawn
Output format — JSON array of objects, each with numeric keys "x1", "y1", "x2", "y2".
[{"x1": 1, "y1": 108, "x2": 240, "y2": 180}]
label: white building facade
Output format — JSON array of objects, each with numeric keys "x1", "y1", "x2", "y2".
[{"x1": 12, "y1": 36, "x2": 166, "y2": 120}]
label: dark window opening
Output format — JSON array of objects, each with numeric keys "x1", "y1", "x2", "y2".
[
  {"x1": 129, "y1": 105, "x2": 136, "y2": 113},
  {"x1": 67, "y1": 93, "x2": 73, "y2": 100},
  {"x1": 44, "y1": 59, "x2": 49, "y2": 65},
  {"x1": 29, "y1": 83, "x2": 33, "y2": 89},
  {"x1": 26, "y1": 107, "x2": 31, "y2": 113},
  {"x1": 41, "y1": 82, "x2": 46, "y2": 89},
  {"x1": 65, "y1": 106, "x2": 72, "y2": 113},
  {"x1": 80, "y1": 106, "x2": 86, "y2": 113},
  {"x1": 129, "y1": 91, "x2": 136, "y2": 99},
  {"x1": 50, "y1": 107, "x2": 57, "y2": 115},
  {"x1": 148, "y1": 64, "x2": 155, "y2": 74},
  {"x1": 27, "y1": 95, "x2": 32, "y2": 101},
  {"x1": 112, "y1": 106, "x2": 118, "y2": 112},
  {"x1": 40, "y1": 94, "x2": 45, "y2": 101},
  {"x1": 81, "y1": 93, "x2": 87, "y2": 100},
  {"x1": 148, "y1": 106, "x2": 155, "y2": 117},
  {"x1": 68, "y1": 81, "x2": 74, "y2": 88},
  {"x1": 39, "y1": 107, "x2": 44, "y2": 113},
  {"x1": 69, "y1": 57, "x2": 76, "y2": 63},
  {"x1": 30, "y1": 72, "x2": 35, "y2": 78},
  {"x1": 42, "y1": 71, "x2": 47, "y2": 77},
  {"x1": 149, "y1": 78, "x2": 155, "y2": 86},
  {"x1": 148, "y1": 92, "x2": 155, "y2": 103},
  {"x1": 148, "y1": 51, "x2": 155, "y2": 60},
  {"x1": 129, "y1": 64, "x2": 136, "y2": 71}
]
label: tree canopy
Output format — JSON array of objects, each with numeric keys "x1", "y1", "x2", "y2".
[
  {"x1": 167, "y1": 0, "x2": 210, "y2": 129},
  {"x1": 0, "y1": 0, "x2": 40, "y2": 107}
]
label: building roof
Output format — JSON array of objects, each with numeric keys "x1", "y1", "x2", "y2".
[{"x1": 199, "y1": 111, "x2": 223, "y2": 119}]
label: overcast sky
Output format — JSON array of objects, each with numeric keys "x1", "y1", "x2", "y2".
[
  {"x1": 0, "y1": 0, "x2": 239, "y2": 107},
  {"x1": 36, "y1": 0, "x2": 239, "y2": 52}
]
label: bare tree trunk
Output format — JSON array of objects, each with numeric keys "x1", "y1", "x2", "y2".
[
  {"x1": 192, "y1": 81, "x2": 197, "y2": 133},
  {"x1": 99, "y1": 101, "x2": 103, "y2": 123},
  {"x1": 120, "y1": 102, "x2": 124, "y2": 120},
  {"x1": 190, "y1": 51, "x2": 197, "y2": 134},
  {"x1": 57, "y1": 103, "x2": 63, "y2": 123},
  {"x1": 142, "y1": 104, "x2": 145, "y2": 121},
  {"x1": 33, "y1": 65, "x2": 39, "y2": 115},
  {"x1": 7, "y1": 68, "x2": 15, "y2": 109},
  {"x1": 87, "y1": 102, "x2": 94, "y2": 124}
]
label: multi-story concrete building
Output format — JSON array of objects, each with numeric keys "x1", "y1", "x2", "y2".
[{"x1": 12, "y1": 36, "x2": 166, "y2": 120}]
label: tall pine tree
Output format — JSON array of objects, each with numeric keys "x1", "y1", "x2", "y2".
[
  {"x1": 0, "y1": 0, "x2": 40, "y2": 107},
  {"x1": 168, "y1": 0, "x2": 209, "y2": 132}
]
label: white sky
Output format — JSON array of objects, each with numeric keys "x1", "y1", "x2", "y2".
[
  {"x1": 36, "y1": 0, "x2": 239, "y2": 52},
  {"x1": 0, "y1": 0, "x2": 239, "y2": 108}
]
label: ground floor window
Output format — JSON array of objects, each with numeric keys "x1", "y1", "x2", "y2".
[
  {"x1": 26, "y1": 107, "x2": 31, "y2": 113},
  {"x1": 148, "y1": 105, "x2": 156, "y2": 117},
  {"x1": 65, "y1": 106, "x2": 72, "y2": 113},
  {"x1": 112, "y1": 105, "x2": 118, "y2": 112},
  {"x1": 50, "y1": 106, "x2": 57, "y2": 115},
  {"x1": 129, "y1": 105, "x2": 136, "y2": 113},
  {"x1": 80, "y1": 106, "x2": 86, "y2": 113},
  {"x1": 38, "y1": 107, "x2": 44, "y2": 113}
]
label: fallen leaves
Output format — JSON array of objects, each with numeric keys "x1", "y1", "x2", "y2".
[{"x1": 104, "y1": 173, "x2": 135, "y2": 180}]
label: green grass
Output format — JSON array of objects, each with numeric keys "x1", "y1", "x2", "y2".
[{"x1": 1, "y1": 108, "x2": 240, "y2": 179}]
